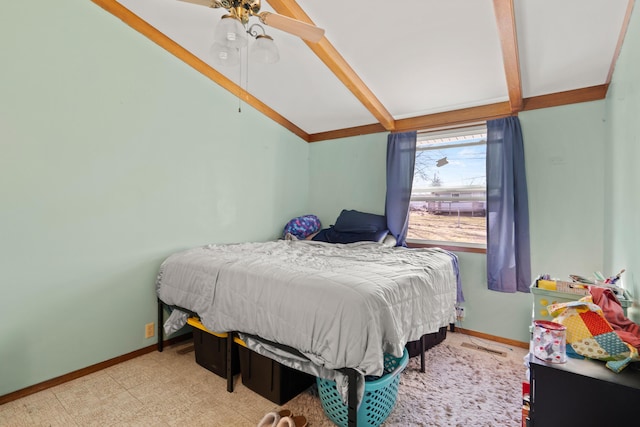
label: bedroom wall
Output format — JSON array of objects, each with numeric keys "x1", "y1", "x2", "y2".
[
  {"x1": 604, "y1": 3, "x2": 640, "y2": 323},
  {"x1": 0, "y1": 2, "x2": 309, "y2": 397},
  {"x1": 308, "y1": 133, "x2": 388, "y2": 225},
  {"x1": 520, "y1": 102, "x2": 607, "y2": 282},
  {"x1": 308, "y1": 101, "x2": 608, "y2": 344}
]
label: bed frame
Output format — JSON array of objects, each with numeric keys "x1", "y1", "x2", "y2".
[{"x1": 156, "y1": 299, "x2": 449, "y2": 427}]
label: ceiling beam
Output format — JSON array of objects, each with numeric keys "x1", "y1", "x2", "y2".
[
  {"x1": 266, "y1": 0, "x2": 396, "y2": 131},
  {"x1": 606, "y1": 0, "x2": 635, "y2": 84},
  {"x1": 309, "y1": 84, "x2": 610, "y2": 142},
  {"x1": 90, "y1": 0, "x2": 617, "y2": 146},
  {"x1": 522, "y1": 84, "x2": 609, "y2": 111},
  {"x1": 308, "y1": 123, "x2": 387, "y2": 143},
  {"x1": 394, "y1": 102, "x2": 513, "y2": 133},
  {"x1": 90, "y1": 0, "x2": 310, "y2": 141},
  {"x1": 492, "y1": 0, "x2": 523, "y2": 113}
]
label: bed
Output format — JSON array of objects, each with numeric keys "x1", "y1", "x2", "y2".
[{"x1": 156, "y1": 239, "x2": 459, "y2": 426}]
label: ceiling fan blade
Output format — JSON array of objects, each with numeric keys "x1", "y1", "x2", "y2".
[
  {"x1": 258, "y1": 12, "x2": 324, "y2": 43},
  {"x1": 178, "y1": 0, "x2": 222, "y2": 8}
]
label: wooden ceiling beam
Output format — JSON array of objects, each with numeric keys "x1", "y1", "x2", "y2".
[
  {"x1": 266, "y1": 0, "x2": 396, "y2": 131},
  {"x1": 307, "y1": 123, "x2": 387, "y2": 143},
  {"x1": 522, "y1": 84, "x2": 609, "y2": 111},
  {"x1": 310, "y1": 84, "x2": 609, "y2": 142},
  {"x1": 492, "y1": 0, "x2": 523, "y2": 113},
  {"x1": 90, "y1": 0, "x2": 616, "y2": 145},
  {"x1": 90, "y1": 0, "x2": 310, "y2": 141},
  {"x1": 394, "y1": 102, "x2": 513, "y2": 133},
  {"x1": 606, "y1": 0, "x2": 635, "y2": 84}
]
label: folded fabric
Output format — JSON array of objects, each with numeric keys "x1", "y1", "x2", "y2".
[
  {"x1": 589, "y1": 286, "x2": 640, "y2": 350},
  {"x1": 548, "y1": 297, "x2": 639, "y2": 373}
]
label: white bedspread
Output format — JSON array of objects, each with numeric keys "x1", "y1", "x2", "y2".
[{"x1": 157, "y1": 240, "x2": 457, "y2": 401}]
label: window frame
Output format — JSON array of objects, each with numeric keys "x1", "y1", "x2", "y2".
[{"x1": 406, "y1": 124, "x2": 488, "y2": 253}]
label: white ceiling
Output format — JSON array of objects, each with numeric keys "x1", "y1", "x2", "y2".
[{"x1": 112, "y1": 0, "x2": 632, "y2": 137}]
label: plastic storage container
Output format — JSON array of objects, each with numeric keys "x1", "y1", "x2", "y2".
[
  {"x1": 530, "y1": 281, "x2": 631, "y2": 321},
  {"x1": 317, "y1": 349, "x2": 409, "y2": 427},
  {"x1": 405, "y1": 326, "x2": 447, "y2": 358},
  {"x1": 238, "y1": 346, "x2": 315, "y2": 404},
  {"x1": 187, "y1": 317, "x2": 240, "y2": 378}
]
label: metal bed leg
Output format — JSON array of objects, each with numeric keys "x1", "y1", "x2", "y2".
[
  {"x1": 226, "y1": 332, "x2": 235, "y2": 393},
  {"x1": 450, "y1": 322, "x2": 455, "y2": 333},
  {"x1": 347, "y1": 368, "x2": 358, "y2": 427},
  {"x1": 420, "y1": 335, "x2": 426, "y2": 373},
  {"x1": 157, "y1": 298, "x2": 164, "y2": 352}
]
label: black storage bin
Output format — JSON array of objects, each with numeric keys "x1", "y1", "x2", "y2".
[
  {"x1": 189, "y1": 318, "x2": 240, "y2": 378},
  {"x1": 405, "y1": 326, "x2": 448, "y2": 358},
  {"x1": 238, "y1": 346, "x2": 315, "y2": 404}
]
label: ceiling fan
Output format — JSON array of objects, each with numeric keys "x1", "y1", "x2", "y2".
[{"x1": 179, "y1": 0, "x2": 325, "y2": 43}]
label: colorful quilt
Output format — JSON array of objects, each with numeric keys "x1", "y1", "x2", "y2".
[{"x1": 548, "y1": 296, "x2": 639, "y2": 373}]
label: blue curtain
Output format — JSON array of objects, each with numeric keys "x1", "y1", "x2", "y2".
[
  {"x1": 385, "y1": 131, "x2": 417, "y2": 247},
  {"x1": 486, "y1": 117, "x2": 531, "y2": 293}
]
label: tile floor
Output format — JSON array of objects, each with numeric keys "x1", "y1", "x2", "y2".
[
  {"x1": 0, "y1": 332, "x2": 528, "y2": 426},
  {"x1": 0, "y1": 341, "x2": 281, "y2": 427}
]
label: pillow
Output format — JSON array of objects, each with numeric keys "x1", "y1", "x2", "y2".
[
  {"x1": 381, "y1": 234, "x2": 397, "y2": 247},
  {"x1": 282, "y1": 215, "x2": 321, "y2": 240},
  {"x1": 311, "y1": 226, "x2": 389, "y2": 244},
  {"x1": 333, "y1": 209, "x2": 387, "y2": 233}
]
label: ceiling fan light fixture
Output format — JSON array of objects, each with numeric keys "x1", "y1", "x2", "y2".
[
  {"x1": 210, "y1": 41, "x2": 240, "y2": 66},
  {"x1": 251, "y1": 34, "x2": 279, "y2": 64},
  {"x1": 214, "y1": 14, "x2": 247, "y2": 48}
]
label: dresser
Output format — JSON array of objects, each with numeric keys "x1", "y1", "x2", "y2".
[{"x1": 528, "y1": 352, "x2": 640, "y2": 426}]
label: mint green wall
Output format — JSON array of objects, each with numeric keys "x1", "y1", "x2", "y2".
[
  {"x1": 308, "y1": 134, "x2": 388, "y2": 226},
  {"x1": 520, "y1": 102, "x2": 607, "y2": 277},
  {"x1": 3, "y1": 0, "x2": 638, "y2": 400},
  {"x1": 308, "y1": 103, "x2": 609, "y2": 343},
  {"x1": 0, "y1": 2, "x2": 308, "y2": 396},
  {"x1": 604, "y1": 4, "x2": 640, "y2": 323},
  {"x1": 311, "y1": 8, "x2": 640, "y2": 339},
  {"x1": 448, "y1": 102, "x2": 608, "y2": 342}
]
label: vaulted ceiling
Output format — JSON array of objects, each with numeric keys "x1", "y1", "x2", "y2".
[{"x1": 92, "y1": 0, "x2": 635, "y2": 142}]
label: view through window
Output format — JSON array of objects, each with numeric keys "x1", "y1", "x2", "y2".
[{"x1": 407, "y1": 125, "x2": 487, "y2": 247}]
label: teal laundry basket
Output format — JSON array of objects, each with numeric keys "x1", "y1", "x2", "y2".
[{"x1": 317, "y1": 349, "x2": 409, "y2": 427}]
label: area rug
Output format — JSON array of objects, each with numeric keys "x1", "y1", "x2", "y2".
[{"x1": 285, "y1": 336, "x2": 527, "y2": 426}]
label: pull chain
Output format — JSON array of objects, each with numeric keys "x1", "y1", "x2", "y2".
[
  {"x1": 238, "y1": 55, "x2": 242, "y2": 113},
  {"x1": 238, "y1": 37, "x2": 250, "y2": 113}
]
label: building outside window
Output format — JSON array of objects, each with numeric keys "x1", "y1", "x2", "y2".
[{"x1": 407, "y1": 124, "x2": 487, "y2": 249}]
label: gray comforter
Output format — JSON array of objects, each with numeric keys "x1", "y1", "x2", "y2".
[{"x1": 157, "y1": 240, "x2": 457, "y2": 402}]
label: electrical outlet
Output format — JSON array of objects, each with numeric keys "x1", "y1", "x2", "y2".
[
  {"x1": 145, "y1": 322, "x2": 155, "y2": 339},
  {"x1": 456, "y1": 306, "x2": 465, "y2": 321}
]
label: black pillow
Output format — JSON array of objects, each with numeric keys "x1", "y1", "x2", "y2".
[
  {"x1": 333, "y1": 209, "x2": 387, "y2": 233},
  {"x1": 312, "y1": 227, "x2": 389, "y2": 244}
]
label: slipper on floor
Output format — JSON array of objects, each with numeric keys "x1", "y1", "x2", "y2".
[
  {"x1": 276, "y1": 415, "x2": 307, "y2": 427},
  {"x1": 257, "y1": 412, "x2": 279, "y2": 427},
  {"x1": 257, "y1": 410, "x2": 293, "y2": 427}
]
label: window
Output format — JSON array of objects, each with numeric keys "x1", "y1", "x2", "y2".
[{"x1": 407, "y1": 124, "x2": 487, "y2": 249}]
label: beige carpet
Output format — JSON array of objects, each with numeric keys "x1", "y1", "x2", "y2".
[{"x1": 285, "y1": 332, "x2": 528, "y2": 427}]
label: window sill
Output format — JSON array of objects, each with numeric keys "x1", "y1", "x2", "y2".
[{"x1": 406, "y1": 240, "x2": 487, "y2": 254}]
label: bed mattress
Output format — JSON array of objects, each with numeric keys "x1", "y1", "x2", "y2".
[{"x1": 156, "y1": 240, "x2": 457, "y2": 399}]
